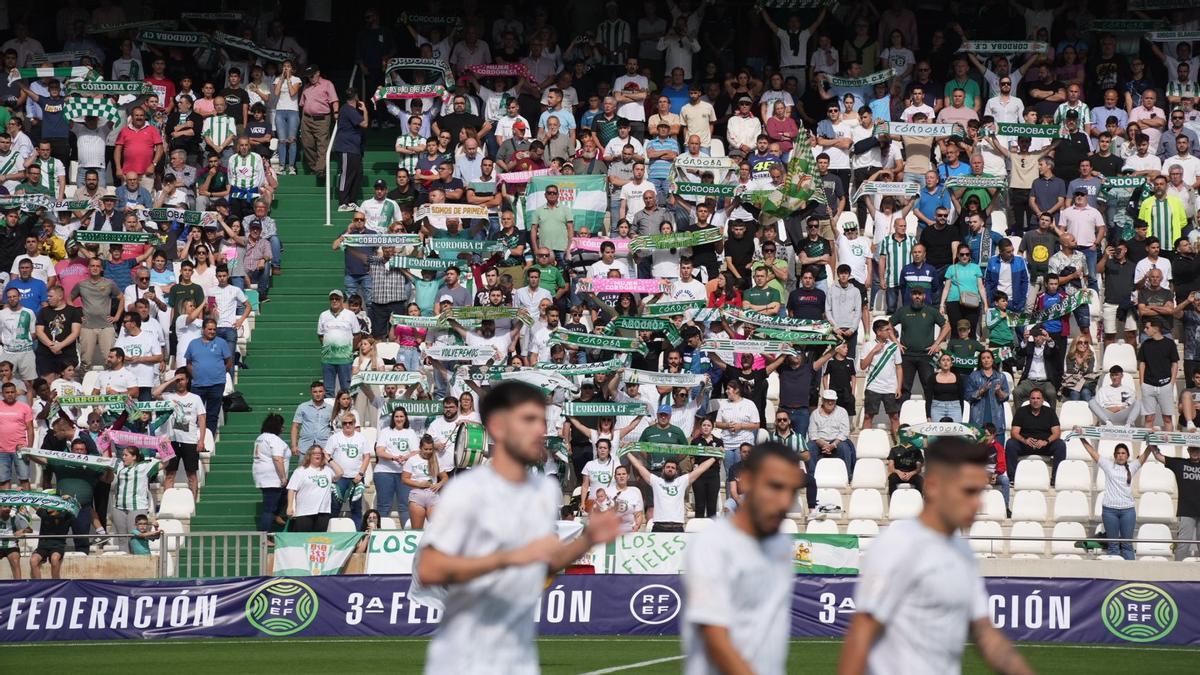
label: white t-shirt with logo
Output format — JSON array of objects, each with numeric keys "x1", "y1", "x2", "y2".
[
  {"x1": 614, "y1": 485, "x2": 645, "y2": 533},
  {"x1": 317, "y1": 309, "x2": 360, "y2": 365},
  {"x1": 376, "y1": 427, "x2": 421, "y2": 474},
  {"x1": 649, "y1": 473, "x2": 691, "y2": 523},
  {"x1": 0, "y1": 305, "x2": 36, "y2": 353},
  {"x1": 210, "y1": 284, "x2": 248, "y2": 328},
  {"x1": 581, "y1": 456, "x2": 618, "y2": 501},
  {"x1": 114, "y1": 331, "x2": 162, "y2": 387},
  {"x1": 402, "y1": 453, "x2": 437, "y2": 485},
  {"x1": 11, "y1": 254, "x2": 55, "y2": 283},
  {"x1": 164, "y1": 390, "x2": 205, "y2": 445},
  {"x1": 252, "y1": 432, "x2": 290, "y2": 488},
  {"x1": 837, "y1": 233, "x2": 874, "y2": 285},
  {"x1": 716, "y1": 398, "x2": 759, "y2": 451},
  {"x1": 286, "y1": 465, "x2": 336, "y2": 516},
  {"x1": 327, "y1": 430, "x2": 371, "y2": 476},
  {"x1": 613, "y1": 74, "x2": 649, "y2": 121}
]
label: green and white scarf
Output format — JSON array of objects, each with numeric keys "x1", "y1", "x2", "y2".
[
  {"x1": 181, "y1": 11, "x2": 244, "y2": 21},
  {"x1": 616, "y1": 442, "x2": 723, "y2": 459},
  {"x1": 423, "y1": 345, "x2": 497, "y2": 362},
  {"x1": 1086, "y1": 20, "x2": 1166, "y2": 33},
  {"x1": 533, "y1": 356, "x2": 627, "y2": 376},
  {"x1": 350, "y1": 371, "x2": 426, "y2": 389},
  {"x1": 980, "y1": 122, "x2": 1061, "y2": 138},
  {"x1": 1007, "y1": 290, "x2": 1091, "y2": 329},
  {"x1": 645, "y1": 299, "x2": 707, "y2": 317},
  {"x1": 210, "y1": 32, "x2": 292, "y2": 62},
  {"x1": 399, "y1": 13, "x2": 464, "y2": 27},
  {"x1": 64, "y1": 95, "x2": 122, "y2": 126},
  {"x1": 29, "y1": 51, "x2": 92, "y2": 64},
  {"x1": 341, "y1": 233, "x2": 423, "y2": 249},
  {"x1": 628, "y1": 227, "x2": 724, "y2": 252},
  {"x1": 673, "y1": 182, "x2": 737, "y2": 198},
  {"x1": 864, "y1": 341, "x2": 900, "y2": 387},
  {"x1": 384, "y1": 58, "x2": 454, "y2": 87},
  {"x1": 1149, "y1": 31, "x2": 1200, "y2": 41},
  {"x1": 387, "y1": 256, "x2": 458, "y2": 271},
  {"x1": 18, "y1": 448, "x2": 118, "y2": 473},
  {"x1": 147, "y1": 208, "x2": 219, "y2": 226},
  {"x1": 0, "y1": 195, "x2": 95, "y2": 212},
  {"x1": 850, "y1": 181, "x2": 919, "y2": 204},
  {"x1": 700, "y1": 338, "x2": 797, "y2": 356},
  {"x1": 1067, "y1": 426, "x2": 1200, "y2": 447},
  {"x1": 87, "y1": 20, "x2": 175, "y2": 35},
  {"x1": 899, "y1": 422, "x2": 986, "y2": 445},
  {"x1": 826, "y1": 69, "x2": 894, "y2": 88},
  {"x1": 135, "y1": 30, "x2": 209, "y2": 47},
  {"x1": 71, "y1": 230, "x2": 158, "y2": 245},
  {"x1": 67, "y1": 80, "x2": 155, "y2": 96},
  {"x1": 549, "y1": 329, "x2": 648, "y2": 355},
  {"x1": 442, "y1": 306, "x2": 533, "y2": 325},
  {"x1": 874, "y1": 122, "x2": 960, "y2": 138},
  {"x1": 945, "y1": 175, "x2": 1009, "y2": 190},
  {"x1": 390, "y1": 314, "x2": 446, "y2": 329},
  {"x1": 622, "y1": 369, "x2": 708, "y2": 388},
  {"x1": 372, "y1": 85, "x2": 448, "y2": 102},
  {"x1": 427, "y1": 239, "x2": 505, "y2": 254},
  {"x1": 384, "y1": 399, "x2": 444, "y2": 416},
  {"x1": 0, "y1": 491, "x2": 80, "y2": 516},
  {"x1": 1130, "y1": 0, "x2": 1195, "y2": 9},
  {"x1": 721, "y1": 308, "x2": 834, "y2": 334},
  {"x1": 604, "y1": 316, "x2": 682, "y2": 345},
  {"x1": 751, "y1": 326, "x2": 840, "y2": 345},
  {"x1": 8, "y1": 66, "x2": 93, "y2": 85},
  {"x1": 956, "y1": 41, "x2": 1048, "y2": 54},
  {"x1": 564, "y1": 401, "x2": 649, "y2": 417}
]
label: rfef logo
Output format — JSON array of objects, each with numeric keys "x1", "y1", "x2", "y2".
[
  {"x1": 245, "y1": 579, "x2": 319, "y2": 636},
  {"x1": 1101, "y1": 583, "x2": 1178, "y2": 643},
  {"x1": 629, "y1": 583, "x2": 680, "y2": 625}
]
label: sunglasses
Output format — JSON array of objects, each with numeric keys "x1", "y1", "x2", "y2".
[
  {"x1": 545, "y1": 190, "x2": 558, "y2": 195},
  {"x1": 352, "y1": 217, "x2": 365, "y2": 222}
]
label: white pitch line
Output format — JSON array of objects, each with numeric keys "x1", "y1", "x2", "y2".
[{"x1": 577, "y1": 655, "x2": 686, "y2": 674}]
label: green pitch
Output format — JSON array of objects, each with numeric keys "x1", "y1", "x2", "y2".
[{"x1": 1, "y1": 636, "x2": 1195, "y2": 673}]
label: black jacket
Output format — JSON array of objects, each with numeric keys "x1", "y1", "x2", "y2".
[{"x1": 1018, "y1": 338, "x2": 1063, "y2": 389}]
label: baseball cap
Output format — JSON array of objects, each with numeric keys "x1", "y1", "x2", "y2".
[
  {"x1": 1065, "y1": 109, "x2": 1079, "y2": 119},
  {"x1": 956, "y1": 319, "x2": 971, "y2": 330},
  {"x1": 248, "y1": 221, "x2": 263, "y2": 230},
  {"x1": 1073, "y1": 187, "x2": 1087, "y2": 196},
  {"x1": 438, "y1": 294, "x2": 455, "y2": 304},
  {"x1": 513, "y1": 120, "x2": 527, "y2": 131},
  {"x1": 657, "y1": 404, "x2": 672, "y2": 415},
  {"x1": 328, "y1": 289, "x2": 345, "y2": 299},
  {"x1": 374, "y1": 179, "x2": 387, "y2": 189},
  {"x1": 820, "y1": 389, "x2": 838, "y2": 401},
  {"x1": 842, "y1": 219, "x2": 858, "y2": 230}
]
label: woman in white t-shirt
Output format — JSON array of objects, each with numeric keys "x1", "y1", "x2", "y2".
[
  {"x1": 715, "y1": 381, "x2": 761, "y2": 467},
  {"x1": 457, "y1": 391, "x2": 482, "y2": 423},
  {"x1": 567, "y1": 415, "x2": 641, "y2": 463},
  {"x1": 252, "y1": 413, "x2": 291, "y2": 532},
  {"x1": 272, "y1": 60, "x2": 303, "y2": 174},
  {"x1": 174, "y1": 299, "x2": 205, "y2": 368},
  {"x1": 878, "y1": 30, "x2": 916, "y2": 83},
  {"x1": 580, "y1": 438, "x2": 619, "y2": 509},
  {"x1": 326, "y1": 413, "x2": 372, "y2": 528},
  {"x1": 1078, "y1": 432, "x2": 1151, "y2": 561},
  {"x1": 286, "y1": 445, "x2": 343, "y2": 532},
  {"x1": 374, "y1": 407, "x2": 422, "y2": 523},
  {"x1": 402, "y1": 435, "x2": 448, "y2": 528},
  {"x1": 612, "y1": 465, "x2": 645, "y2": 533}
]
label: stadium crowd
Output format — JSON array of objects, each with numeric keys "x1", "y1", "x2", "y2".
[{"x1": 4, "y1": 1, "x2": 1200, "y2": 579}]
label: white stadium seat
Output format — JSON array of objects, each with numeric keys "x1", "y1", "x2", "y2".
[
  {"x1": 1052, "y1": 491, "x2": 1090, "y2": 522},
  {"x1": 1101, "y1": 343, "x2": 1138, "y2": 374},
  {"x1": 779, "y1": 519, "x2": 799, "y2": 534},
  {"x1": 684, "y1": 518, "x2": 714, "y2": 533},
  {"x1": 815, "y1": 488, "x2": 845, "y2": 516},
  {"x1": 856, "y1": 428, "x2": 892, "y2": 460},
  {"x1": 1137, "y1": 493, "x2": 1176, "y2": 523},
  {"x1": 805, "y1": 519, "x2": 840, "y2": 535},
  {"x1": 898, "y1": 400, "x2": 927, "y2": 426},
  {"x1": 968, "y1": 520, "x2": 1004, "y2": 557},
  {"x1": 375, "y1": 342, "x2": 400, "y2": 363},
  {"x1": 1013, "y1": 460, "x2": 1050, "y2": 491},
  {"x1": 1135, "y1": 523, "x2": 1173, "y2": 557},
  {"x1": 1058, "y1": 401, "x2": 1095, "y2": 429},
  {"x1": 1009, "y1": 521, "x2": 1047, "y2": 558},
  {"x1": 814, "y1": 458, "x2": 849, "y2": 490},
  {"x1": 1064, "y1": 438, "x2": 1092, "y2": 462},
  {"x1": 1054, "y1": 460, "x2": 1092, "y2": 492},
  {"x1": 887, "y1": 488, "x2": 923, "y2": 520},
  {"x1": 327, "y1": 518, "x2": 357, "y2": 533},
  {"x1": 847, "y1": 489, "x2": 884, "y2": 521},
  {"x1": 1051, "y1": 521, "x2": 1087, "y2": 558},
  {"x1": 1011, "y1": 491, "x2": 1047, "y2": 522},
  {"x1": 977, "y1": 489, "x2": 1008, "y2": 521},
  {"x1": 380, "y1": 517, "x2": 399, "y2": 530},
  {"x1": 851, "y1": 459, "x2": 887, "y2": 489},
  {"x1": 157, "y1": 488, "x2": 196, "y2": 520},
  {"x1": 1137, "y1": 463, "x2": 1177, "y2": 496},
  {"x1": 846, "y1": 519, "x2": 879, "y2": 549}
]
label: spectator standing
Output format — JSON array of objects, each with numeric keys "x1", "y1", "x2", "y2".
[
  {"x1": 326, "y1": 412, "x2": 371, "y2": 528},
  {"x1": 334, "y1": 89, "x2": 368, "y2": 211},
  {"x1": 286, "y1": 445, "x2": 342, "y2": 532},
  {"x1": 109, "y1": 448, "x2": 159, "y2": 553},
  {"x1": 318, "y1": 290, "x2": 360, "y2": 394},
  {"x1": 183, "y1": 319, "x2": 233, "y2": 438},
  {"x1": 627, "y1": 453, "x2": 716, "y2": 532},
  {"x1": 299, "y1": 65, "x2": 338, "y2": 186},
  {"x1": 252, "y1": 412, "x2": 291, "y2": 533},
  {"x1": 1149, "y1": 445, "x2": 1200, "y2": 561},
  {"x1": 113, "y1": 107, "x2": 164, "y2": 192},
  {"x1": 1079, "y1": 435, "x2": 1150, "y2": 561},
  {"x1": 69, "y1": 258, "x2": 120, "y2": 371}
]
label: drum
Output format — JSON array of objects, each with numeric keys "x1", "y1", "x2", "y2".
[{"x1": 453, "y1": 422, "x2": 489, "y2": 469}]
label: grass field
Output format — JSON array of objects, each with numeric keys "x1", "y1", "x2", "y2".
[{"x1": 1, "y1": 636, "x2": 1195, "y2": 673}]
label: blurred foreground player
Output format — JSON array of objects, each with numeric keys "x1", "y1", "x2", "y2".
[
  {"x1": 415, "y1": 381, "x2": 620, "y2": 674},
  {"x1": 839, "y1": 437, "x2": 1033, "y2": 675},
  {"x1": 683, "y1": 442, "x2": 805, "y2": 674}
]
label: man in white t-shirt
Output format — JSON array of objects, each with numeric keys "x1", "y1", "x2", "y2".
[
  {"x1": 588, "y1": 241, "x2": 631, "y2": 278},
  {"x1": 113, "y1": 312, "x2": 162, "y2": 398},
  {"x1": 683, "y1": 442, "x2": 804, "y2": 675},
  {"x1": 627, "y1": 453, "x2": 716, "y2": 531},
  {"x1": 841, "y1": 437, "x2": 1032, "y2": 675},
  {"x1": 425, "y1": 396, "x2": 461, "y2": 470},
  {"x1": 669, "y1": 258, "x2": 707, "y2": 301},
  {"x1": 859, "y1": 319, "x2": 903, "y2": 437},
  {"x1": 154, "y1": 368, "x2": 206, "y2": 499},
  {"x1": 210, "y1": 265, "x2": 250, "y2": 359},
  {"x1": 613, "y1": 57, "x2": 649, "y2": 139},
  {"x1": 415, "y1": 382, "x2": 619, "y2": 673},
  {"x1": 10, "y1": 235, "x2": 55, "y2": 285},
  {"x1": 94, "y1": 347, "x2": 140, "y2": 398},
  {"x1": 618, "y1": 161, "x2": 650, "y2": 220}
]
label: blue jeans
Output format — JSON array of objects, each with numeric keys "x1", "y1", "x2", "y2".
[
  {"x1": 373, "y1": 471, "x2": 410, "y2": 524},
  {"x1": 1081, "y1": 246, "x2": 1099, "y2": 291},
  {"x1": 1102, "y1": 505, "x2": 1136, "y2": 560},
  {"x1": 323, "y1": 363, "x2": 352, "y2": 394},
  {"x1": 609, "y1": 193, "x2": 622, "y2": 232},
  {"x1": 885, "y1": 286, "x2": 902, "y2": 315},
  {"x1": 191, "y1": 383, "x2": 224, "y2": 435},
  {"x1": 331, "y1": 477, "x2": 363, "y2": 527},
  {"x1": 275, "y1": 109, "x2": 300, "y2": 168},
  {"x1": 345, "y1": 273, "x2": 372, "y2": 305},
  {"x1": 216, "y1": 327, "x2": 240, "y2": 367},
  {"x1": 650, "y1": 176, "x2": 670, "y2": 202},
  {"x1": 248, "y1": 267, "x2": 272, "y2": 299},
  {"x1": 805, "y1": 440, "x2": 857, "y2": 508},
  {"x1": 259, "y1": 487, "x2": 285, "y2": 532},
  {"x1": 268, "y1": 235, "x2": 282, "y2": 271},
  {"x1": 993, "y1": 474, "x2": 1011, "y2": 509},
  {"x1": 930, "y1": 399, "x2": 962, "y2": 423},
  {"x1": 398, "y1": 346, "x2": 421, "y2": 373},
  {"x1": 1066, "y1": 386, "x2": 1094, "y2": 402}
]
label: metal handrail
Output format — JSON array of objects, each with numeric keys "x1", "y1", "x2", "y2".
[{"x1": 323, "y1": 64, "x2": 359, "y2": 228}]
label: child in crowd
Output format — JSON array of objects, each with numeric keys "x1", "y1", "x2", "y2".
[{"x1": 130, "y1": 514, "x2": 162, "y2": 555}]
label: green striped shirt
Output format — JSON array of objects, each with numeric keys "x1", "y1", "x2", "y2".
[
  {"x1": 227, "y1": 152, "x2": 263, "y2": 190},
  {"x1": 395, "y1": 133, "x2": 424, "y2": 173},
  {"x1": 1054, "y1": 101, "x2": 1090, "y2": 128},
  {"x1": 1152, "y1": 198, "x2": 1174, "y2": 249},
  {"x1": 768, "y1": 429, "x2": 806, "y2": 454},
  {"x1": 879, "y1": 234, "x2": 916, "y2": 286},
  {"x1": 114, "y1": 460, "x2": 159, "y2": 511},
  {"x1": 202, "y1": 114, "x2": 237, "y2": 147}
]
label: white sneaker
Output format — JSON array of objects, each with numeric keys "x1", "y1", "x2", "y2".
[
  {"x1": 337, "y1": 204, "x2": 352, "y2": 212},
  {"x1": 287, "y1": 167, "x2": 297, "y2": 175},
  {"x1": 346, "y1": 203, "x2": 359, "y2": 211}
]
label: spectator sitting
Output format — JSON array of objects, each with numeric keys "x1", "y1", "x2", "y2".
[
  {"x1": 805, "y1": 389, "x2": 856, "y2": 508},
  {"x1": 887, "y1": 427, "x2": 923, "y2": 495},
  {"x1": 1004, "y1": 387, "x2": 1066, "y2": 485}
]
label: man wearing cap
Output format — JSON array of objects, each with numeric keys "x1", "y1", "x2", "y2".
[
  {"x1": 890, "y1": 285, "x2": 949, "y2": 402},
  {"x1": 317, "y1": 289, "x2": 359, "y2": 394},
  {"x1": 727, "y1": 96, "x2": 763, "y2": 158},
  {"x1": 1088, "y1": 366, "x2": 1141, "y2": 426},
  {"x1": 805, "y1": 390, "x2": 855, "y2": 508},
  {"x1": 299, "y1": 65, "x2": 338, "y2": 186},
  {"x1": 496, "y1": 119, "x2": 531, "y2": 171},
  {"x1": 1059, "y1": 188, "x2": 1105, "y2": 288},
  {"x1": 359, "y1": 180, "x2": 400, "y2": 231},
  {"x1": 637, "y1": 403, "x2": 689, "y2": 467}
]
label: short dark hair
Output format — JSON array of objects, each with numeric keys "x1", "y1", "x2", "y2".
[
  {"x1": 480, "y1": 381, "x2": 545, "y2": 425},
  {"x1": 745, "y1": 441, "x2": 802, "y2": 472},
  {"x1": 261, "y1": 412, "x2": 285, "y2": 435},
  {"x1": 924, "y1": 436, "x2": 989, "y2": 468}
]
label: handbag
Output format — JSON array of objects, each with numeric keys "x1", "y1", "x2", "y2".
[
  {"x1": 955, "y1": 270, "x2": 981, "y2": 308},
  {"x1": 222, "y1": 391, "x2": 252, "y2": 413}
]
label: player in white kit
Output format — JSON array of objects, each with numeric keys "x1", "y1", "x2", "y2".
[
  {"x1": 415, "y1": 381, "x2": 620, "y2": 674},
  {"x1": 839, "y1": 437, "x2": 1033, "y2": 675},
  {"x1": 683, "y1": 442, "x2": 805, "y2": 674}
]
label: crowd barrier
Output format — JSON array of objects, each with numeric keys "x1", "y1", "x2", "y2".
[{"x1": 0, "y1": 574, "x2": 1197, "y2": 645}]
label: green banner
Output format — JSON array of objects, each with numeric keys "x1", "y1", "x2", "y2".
[
  {"x1": 442, "y1": 306, "x2": 532, "y2": 326},
  {"x1": 532, "y1": 356, "x2": 627, "y2": 376},
  {"x1": 384, "y1": 399, "x2": 444, "y2": 416},
  {"x1": 790, "y1": 534, "x2": 860, "y2": 574},
  {"x1": 981, "y1": 122, "x2": 1062, "y2": 138},
  {"x1": 0, "y1": 491, "x2": 80, "y2": 516},
  {"x1": 621, "y1": 369, "x2": 708, "y2": 388},
  {"x1": 71, "y1": 231, "x2": 158, "y2": 245},
  {"x1": 18, "y1": 448, "x2": 118, "y2": 472},
  {"x1": 629, "y1": 227, "x2": 724, "y2": 252},
  {"x1": 526, "y1": 174, "x2": 608, "y2": 231},
  {"x1": 147, "y1": 208, "x2": 219, "y2": 226},
  {"x1": 56, "y1": 395, "x2": 129, "y2": 407},
  {"x1": 67, "y1": 80, "x2": 155, "y2": 95},
  {"x1": 389, "y1": 314, "x2": 444, "y2": 328},
  {"x1": 341, "y1": 233, "x2": 423, "y2": 248},
  {"x1": 722, "y1": 308, "x2": 834, "y2": 334},
  {"x1": 617, "y1": 442, "x2": 723, "y2": 458},
  {"x1": 427, "y1": 239, "x2": 506, "y2": 254},
  {"x1": 644, "y1": 300, "x2": 707, "y2": 317},
  {"x1": 751, "y1": 326, "x2": 840, "y2": 345},
  {"x1": 945, "y1": 175, "x2": 1009, "y2": 190},
  {"x1": 564, "y1": 401, "x2": 649, "y2": 417},
  {"x1": 349, "y1": 371, "x2": 426, "y2": 388},
  {"x1": 1102, "y1": 176, "x2": 1147, "y2": 190},
  {"x1": 549, "y1": 329, "x2": 647, "y2": 355}
]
